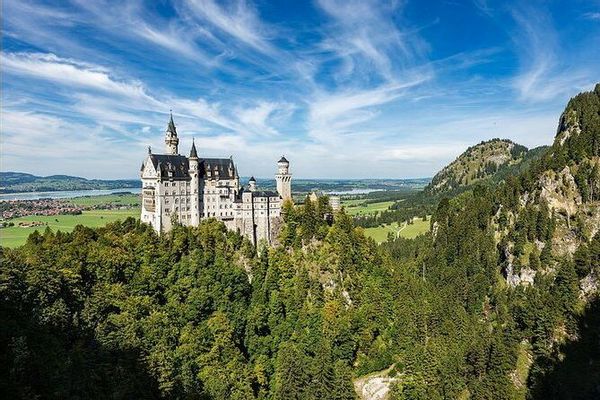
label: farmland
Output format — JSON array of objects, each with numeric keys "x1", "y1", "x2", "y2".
[
  {"x1": 0, "y1": 209, "x2": 139, "y2": 248},
  {"x1": 363, "y1": 216, "x2": 430, "y2": 243}
]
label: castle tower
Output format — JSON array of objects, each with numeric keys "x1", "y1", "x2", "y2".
[
  {"x1": 165, "y1": 112, "x2": 179, "y2": 155},
  {"x1": 275, "y1": 156, "x2": 292, "y2": 201},
  {"x1": 248, "y1": 176, "x2": 257, "y2": 191},
  {"x1": 189, "y1": 139, "x2": 200, "y2": 225}
]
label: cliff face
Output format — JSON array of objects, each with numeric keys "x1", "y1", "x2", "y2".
[
  {"x1": 497, "y1": 84, "x2": 600, "y2": 286},
  {"x1": 535, "y1": 84, "x2": 600, "y2": 255},
  {"x1": 426, "y1": 138, "x2": 529, "y2": 194},
  {"x1": 427, "y1": 84, "x2": 600, "y2": 289}
]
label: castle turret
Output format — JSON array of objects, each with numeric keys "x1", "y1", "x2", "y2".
[
  {"x1": 165, "y1": 112, "x2": 179, "y2": 155},
  {"x1": 249, "y1": 176, "x2": 257, "y2": 192},
  {"x1": 275, "y1": 156, "x2": 292, "y2": 201},
  {"x1": 189, "y1": 139, "x2": 200, "y2": 225}
]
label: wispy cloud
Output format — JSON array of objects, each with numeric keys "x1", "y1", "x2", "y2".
[
  {"x1": 2, "y1": 52, "x2": 149, "y2": 99},
  {"x1": 308, "y1": 75, "x2": 430, "y2": 142},
  {"x1": 472, "y1": 0, "x2": 494, "y2": 17},
  {"x1": 509, "y1": 4, "x2": 594, "y2": 102},
  {"x1": 315, "y1": 0, "x2": 429, "y2": 83},
  {"x1": 2, "y1": 0, "x2": 599, "y2": 179},
  {"x1": 583, "y1": 12, "x2": 600, "y2": 21},
  {"x1": 181, "y1": 0, "x2": 275, "y2": 54}
]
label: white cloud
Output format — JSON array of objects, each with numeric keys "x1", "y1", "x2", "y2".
[
  {"x1": 2, "y1": 1, "x2": 599, "y2": 179},
  {"x1": 583, "y1": 12, "x2": 600, "y2": 21},
  {"x1": 182, "y1": 0, "x2": 274, "y2": 54},
  {"x1": 316, "y1": 0, "x2": 428, "y2": 82},
  {"x1": 308, "y1": 74, "x2": 431, "y2": 144},
  {"x1": 2, "y1": 52, "x2": 149, "y2": 99},
  {"x1": 509, "y1": 5, "x2": 596, "y2": 103}
]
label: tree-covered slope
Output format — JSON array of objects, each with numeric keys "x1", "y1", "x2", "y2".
[
  {"x1": 0, "y1": 172, "x2": 140, "y2": 193},
  {"x1": 426, "y1": 138, "x2": 529, "y2": 194},
  {"x1": 1, "y1": 84, "x2": 599, "y2": 400}
]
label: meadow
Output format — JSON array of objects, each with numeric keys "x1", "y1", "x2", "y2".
[
  {"x1": 0, "y1": 209, "x2": 139, "y2": 248},
  {"x1": 1, "y1": 195, "x2": 422, "y2": 247},
  {"x1": 363, "y1": 216, "x2": 430, "y2": 243},
  {"x1": 68, "y1": 193, "x2": 141, "y2": 207},
  {"x1": 342, "y1": 200, "x2": 395, "y2": 216}
]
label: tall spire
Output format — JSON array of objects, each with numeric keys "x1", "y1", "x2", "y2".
[
  {"x1": 165, "y1": 110, "x2": 179, "y2": 155},
  {"x1": 190, "y1": 138, "x2": 198, "y2": 158},
  {"x1": 167, "y1": 110, "x2": 177, "y2": 134}
]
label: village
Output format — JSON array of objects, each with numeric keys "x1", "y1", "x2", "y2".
[{"x1": 0, "y1": 193, "x2": 140, "y2": 230}]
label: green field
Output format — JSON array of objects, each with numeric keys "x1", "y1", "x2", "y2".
[
  {"x1": 363, "y1": 216, "x2": 430, "y2": 243},
  {"x1": 399, "y1": 216, "x2": 431, "y2": 239},
  {"x1": 0, "y1": 209, "x2": 139, "y2": 248},
  {"x1": 364, "y1": 222, "x2": 402, "y2": 242},
  {"x1": 68, "y1": 193, "x2": 141, "y2": 207},
  {"x1": 343, "y1": 200, "x2": 395, "y2": 216}
]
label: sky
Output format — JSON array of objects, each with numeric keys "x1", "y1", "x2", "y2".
[{"x1": 1, "y1": 0, "x2": 599, "y2": 179}]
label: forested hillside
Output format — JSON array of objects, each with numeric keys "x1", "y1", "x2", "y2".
[
  {"x1": 426, "y1": 139, "x2": 532, "y2": 195},
  {"x1": 0, "y1": 172, "x2": 140, "y2": 193},
  {"x1": 1, "y1": 85, "x2": 599, "y2": 399}
]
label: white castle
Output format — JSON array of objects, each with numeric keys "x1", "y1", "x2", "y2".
[{"x1": 140, "y1": 114, "x2": 292, "y2": 244}]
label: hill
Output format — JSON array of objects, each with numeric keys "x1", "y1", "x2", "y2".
[
  {"x1": 426, "y1": 138, "x2": 529, "y2": 194},
  {"x1": 1, "y1": 84, "x2": 598, "y2": 400},
  {"x1": 0, "y1": 172, "x2": 140, "y2": 193}
]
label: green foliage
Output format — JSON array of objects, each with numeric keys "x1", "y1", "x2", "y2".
[{"x1": 2, "y1": 85, "x2": 598, "y2": 400}]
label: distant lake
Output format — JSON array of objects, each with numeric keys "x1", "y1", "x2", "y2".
[
  {"x1": 0, "y1": 188, "x2": 142, "y2": 201},
  {"x1": 324, "y1": 188, "x2": 384, "y2": 195}
]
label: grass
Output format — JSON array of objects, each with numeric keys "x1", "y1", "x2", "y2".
[
  {"x1": 363, "y1": 216, "x2": 431, "y2": 243},
  {"x1": 68, "y1": 193, "x2": 141, "y2": 207},
  {"x1": 513, "y1": 340, "x2": 533, "y2": 399},
  {"x1": 0, "y1": 209, "x2": 139, "y2": 248},
  {"x1": 343, "y1": 200, "x2": 395, "y2": 216},
  {"x1": 363, "y1": 222, "x2": 402, "y2": 242},
  {"x1": 399, "y1": 217, "x2": 430, "y2": 239}
]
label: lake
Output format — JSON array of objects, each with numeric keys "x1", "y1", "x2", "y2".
[
  {"x1": 324, "y1": 188, "x2": 384, "y2": 195},
  {"x1": 0, "y1": 188, "x2": 142, "y2": 201}
]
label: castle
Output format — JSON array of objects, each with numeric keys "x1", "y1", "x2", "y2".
[{"x1": 140, "y1": 114, "x2": 292, "y2": 244}]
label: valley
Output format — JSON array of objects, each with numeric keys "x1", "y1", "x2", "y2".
[{"x1": 2, "y1": 85, "x2": 599, "y2": 400}]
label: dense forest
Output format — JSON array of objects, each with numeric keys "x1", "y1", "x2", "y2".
[{"x1": 1, "y1": 85, "x2": 599, "y2": 399}]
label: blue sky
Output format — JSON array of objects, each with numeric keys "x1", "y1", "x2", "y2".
[{"x1": 1, "y1": 0, "x2": 599, "y2": 179}]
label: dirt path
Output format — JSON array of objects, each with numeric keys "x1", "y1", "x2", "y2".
[{"x1": 353, "y1": 364, "x2": 397, "y2": 400}]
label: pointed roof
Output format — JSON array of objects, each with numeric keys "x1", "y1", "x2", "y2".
[
  {"x1": 190, "y1": 139, "x2": 198, "y2": 158},
  {"x1": 249, "y1": 176, "x2": 256, "y2": 182},
  {"x1": 167, "y1": 112, "x2": 177, "y2": 135},
  {"x1": 278, "y1": 155, "x2": 289, "y2": 163}
]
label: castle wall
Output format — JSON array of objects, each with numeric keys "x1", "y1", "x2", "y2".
[{"x1": 140, "y1": 117, "x2": 290, "y2": 245}]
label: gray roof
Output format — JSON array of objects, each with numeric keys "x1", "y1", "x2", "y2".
[
  {"x1": 190, "y1": 140, "x2": 198, "y2": 158},
  {"x1": 255, "y1": 190, "x2": 279, "y2": 197},
  {"x1": 145, "y1": 153, "x2": 238, "y2": 181},
  {"x1": 278, "y1": 155, "x2": 289, "y2": 163},
  {"x1": 149, "y1": 154, "x2": 190, "y2": 180},
  {"x1": 200, "y1": 158, "x2": 237, "y2": 180},
  {"x1": 167, "y1": 113, "x2": 177, "y2": 135}
]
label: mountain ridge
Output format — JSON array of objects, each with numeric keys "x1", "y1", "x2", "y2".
[
  {"x1": 0, "y1": 171, "x2": 140, "y2": 194},
  {"x1": 425, "y1": 138, "x2": 548, "y2": 195}
]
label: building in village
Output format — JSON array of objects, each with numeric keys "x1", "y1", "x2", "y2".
[{"x1": 140, "y1": 114, "x2": 292, "y2": 244}]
